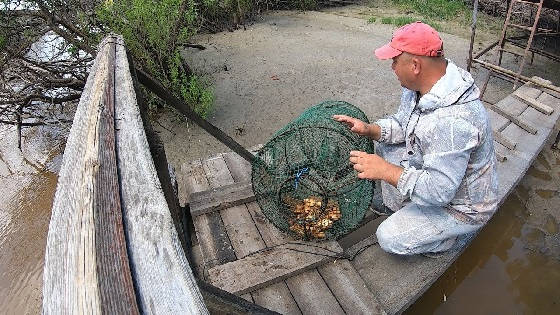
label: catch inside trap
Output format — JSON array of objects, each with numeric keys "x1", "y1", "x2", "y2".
[{"x1": 251, "y1": 101, "x2": 375, "y2": 240}]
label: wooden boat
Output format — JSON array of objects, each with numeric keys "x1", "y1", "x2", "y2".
[{"x1": 42, "y1": 35, "x2": 560, "y2": 314}]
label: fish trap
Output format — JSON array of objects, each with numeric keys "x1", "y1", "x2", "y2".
[{"x1": 251, "y1": 101, "x2": 374, "y2": 240}]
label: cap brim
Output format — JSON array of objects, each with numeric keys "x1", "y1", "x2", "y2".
[{"x1": 374, "y1": 44, "x2": 402, "y2": 60}]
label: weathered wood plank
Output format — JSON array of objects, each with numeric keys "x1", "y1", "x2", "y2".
[
  {"x1": 285, "y1": 270, "x2": 345, "y2": 315},
  {"x1": 351, "y1": 241, "x2": 458, "y2": 315},
  {"x1": 113, "y1": 37, "x2": 207, "y2": 314},
  {"x1": 220, "y1": 204, "x2": 266, "y2": 258},
  {"x1": 246, "y1": 201, "x2": 289, "y2": 247},
  {"x1": 182, "y1": 160, "x2": 236, "y2": 270},
  {"x1": 513, "y1": 90, "x2": 554, "y2": 115},
  {"x1": 207, "y1": 242, "x2": 342, "y2": 295},
  {"x1": 223, "y1": 150, "x2": 253, "y2": 182},
  {"x1": 43, "y1": 36, "x2": 140, "y2": 314},
  {"x1": 221, "y1": 150, "x2": 302, "y2": 314},
  {"x1": 493, "y1": 130, "x2": 517, "y2": 150},
  {"x1": 318, "y1": 260, "x2": 386, "y2": 315},
  {"x1": 487, "y1": 106, "x2": 510, "y2": 132},
  {"x1": 202, "y1": 154, "x2": 265, "y2": 259},
  {"x1": 338, "y1": 215, "x2": 386, "y2": 250},
  {"x1": 252, "y1": 283, "x2": 302, "y2": 315},
  {"x1": 189, "y1": 181, "x2": 254, "y2": 217},
  {"x1": 486, "y1": 103, "x2": 537, "y2": 135},
  {"x1": 95, "y1": 40, "x2": 139, "y2": 314}
]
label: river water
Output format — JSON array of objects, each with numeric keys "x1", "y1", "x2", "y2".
[{"x1": 0, "y1": 123, "x2": 63, "y2": 315}]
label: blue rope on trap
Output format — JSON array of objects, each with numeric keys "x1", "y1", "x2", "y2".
[{"x1": 294, "y1": 167, "x2": 309, "y2": 190}]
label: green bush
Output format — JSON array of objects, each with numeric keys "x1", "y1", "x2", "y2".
[
  {"x1": 367, "y1": 16, "x2": 376, "y2": 24},
  {"x1": 97, "y1": 0, "x2": 214, "y2": 117}
]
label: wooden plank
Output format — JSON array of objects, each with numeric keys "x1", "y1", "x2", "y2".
[
  {"x1": 486, "y1": 104, "x2": 537, "y2": 135},
  {"x1": 528, "y1": 76, "x2": 560, "y2": 99},
  {"x1": 487, "y1": 107, "x2": 510, "y2": 132},
  {"x1": 43, "y1": 36, "x2": 145, "y2": 314},
  {"x1": 207, "y1": 242, "x2": 342, "y2": 295},
  {"x1": 43, "y1": 36, "x2": 110, "y2": 314},
  {"x1": 338, "y1": 215, "x2": 386, "y2": 250},
  {"x1": 183, "y1": 160, "x2": 236, "y2": 270},
  {"x1": 285, "y1": 270, "x2": 345, "y2": 315},
  {"x1": 318, "y1": 260, "x2": 387, "y2": 315},
  {"x1": 189, "y1": 181, "x2": 254, "y2": 217},
  {"x1": 222, "y1": 149, "x2": 302, "y2": 314},
  {"x1": 246, "y1": 201, "x2": 289, "y2": 247},
  {"x1": 513, "y1": 90, "x2": 554, "y2": 115},
  {"x1": 241, "y1": 294, "x2": 253, "y2": 303},
  {"x1": 252, "y1": 283, "x2": 302, "y2": 315},
  {"x1": 113, "y1": 36, "x2": 207, "y2": 313},
  {"x1": 94, "y1": 40, "x2": 139, "y2": 314},
  {"x1": 202, "y1": 154, "x2": 265, "y2": 259},
  {"x1": 493, "y1": 130, "x2": 517, "y2": 150},
  {"x1": 351, "y1": 241, "x2": 459, "y2": 315},
  {"x1": 223, "y1": 150, "x2": 253, "y2": 182},
  {"x1": 472, "y1": 58, "x2": 560, "y2": 94}
]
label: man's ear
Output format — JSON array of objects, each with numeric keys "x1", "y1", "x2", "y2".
[{"x1": 411, "y1": 57, "x2": 421, "y2": 75}]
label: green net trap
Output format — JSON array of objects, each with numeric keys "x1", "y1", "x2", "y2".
[{"x1": 251, "y1": 100, "x2": 374, "y2": 240}]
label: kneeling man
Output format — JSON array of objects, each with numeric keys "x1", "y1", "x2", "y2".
[{"x1": 334, "y1": 22, "x2": 498, "y2": 255}]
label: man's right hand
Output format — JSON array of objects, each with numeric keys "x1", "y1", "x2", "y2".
[{"x1": 332, "y1": 115, "x2": 381, "y2": 141}]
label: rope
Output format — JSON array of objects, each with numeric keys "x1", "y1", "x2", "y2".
[{"x1": 293, "y1": 167, "x2": 309, "y2": 190}]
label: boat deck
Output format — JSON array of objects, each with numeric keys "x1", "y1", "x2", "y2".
[{"x1": 178, "y1": 79, "x2": 560, "y2": 314}]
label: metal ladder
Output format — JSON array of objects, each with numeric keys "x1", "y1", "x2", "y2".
[{"x1": 480, "y1": 0, "x2": 545, "y2": 96}]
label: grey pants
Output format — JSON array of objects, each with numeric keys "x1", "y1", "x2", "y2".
[{"x1": 374, "y1": 143, "x2": 482, "y2": 255}]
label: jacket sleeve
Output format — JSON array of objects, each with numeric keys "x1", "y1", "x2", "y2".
[
  {"x1": 396, "y1": 116, "x2": 479, "y2": 207},
  {"x1": 375, "y1": 89, "x2": 413, "y2": 144}
]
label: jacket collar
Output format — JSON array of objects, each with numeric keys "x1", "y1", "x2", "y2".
[{"x1": 416, "y1": 60, "x2": 479, "y2": 112}]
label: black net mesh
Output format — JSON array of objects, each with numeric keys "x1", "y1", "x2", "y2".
[{"x1": 251, "y1": 101, "x2": 375, "y2": 241}]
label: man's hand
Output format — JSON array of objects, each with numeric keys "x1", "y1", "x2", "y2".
[
  {"x1": 349, "y1": 151, "x2": 403, "y2": 187},
  {"x1": 332, "y1": 115, "x2": 381, "y2": 141}
]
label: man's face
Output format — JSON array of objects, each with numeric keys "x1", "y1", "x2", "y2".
[{"x1": 391, "y1": 53, "x2": 415, "y2": 90}]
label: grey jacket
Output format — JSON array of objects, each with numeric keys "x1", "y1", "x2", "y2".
[{"x1": 376, "y1": 61, "x2": 499, "y2": 224}]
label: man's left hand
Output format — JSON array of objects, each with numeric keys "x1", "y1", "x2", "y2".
[{"x1": 349, "y1": 151, "x2": 404, "y2": 187}]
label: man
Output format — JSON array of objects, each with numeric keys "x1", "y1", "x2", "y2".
[{"x1": 333, "y1": 22, "x2": 498, "y2": 255}]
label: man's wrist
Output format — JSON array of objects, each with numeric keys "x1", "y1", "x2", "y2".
[
  {"x1": 369, "y1": 123, "x2": 382, "y2": 141},
  {"x1": 382, "y1": 161, "x2": 404, "y2": 187}
]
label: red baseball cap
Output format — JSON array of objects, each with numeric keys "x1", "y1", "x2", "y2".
[{"x1": 374, "y1": 21, "x2": 444, "y2": 60}]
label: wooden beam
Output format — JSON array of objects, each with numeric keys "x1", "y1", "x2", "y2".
[
  {"x1": 207, "y1": 242, "x2": 342, "y2": 295},
  {"x1": 484, "y1": 102, "x2": 538, "y2": 134},
  {"x1": 113, "y1": 36, "x2": 208, "y2": 313},
  {"x1": 136, "y1": 68, "x2": 257, "y2": 164},
  {"x1": 493, "y1": 130, "x2": 517, "y2": 150},
  {"x1": 472, "y1": 58, "x2": 560, "y2": 95},
  {"x1": 42, "y1": 35, "x2": 140, "y2": 314},
  {"x1": 189, "y1": 181, "x2": 255, "y2": 217},
  {"x1": 94, "y1": 39, "x2": 139, "y2": 314},
  {"x1": 513, "y1": 90, "x2": 554, "y2": 115}
]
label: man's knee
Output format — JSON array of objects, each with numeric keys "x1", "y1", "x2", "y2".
[{"x1": 376, "y1": 219, "x2": 411, "y2": 255}]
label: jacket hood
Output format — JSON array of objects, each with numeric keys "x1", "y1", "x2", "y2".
[{"x1": 417, "y1": 60, "x2": 480, "y2": 112}]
